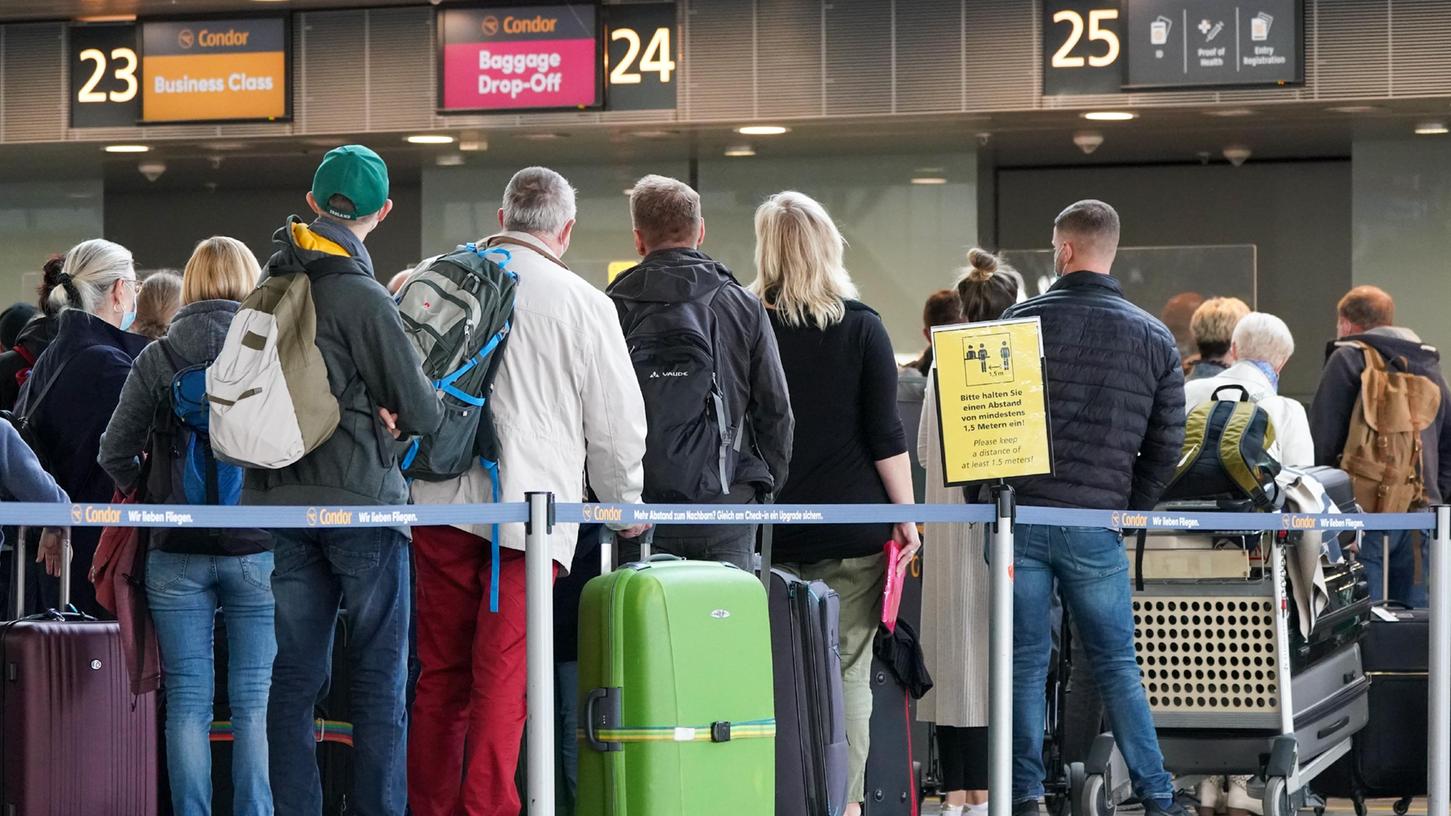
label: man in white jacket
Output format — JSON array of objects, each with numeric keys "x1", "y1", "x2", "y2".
[
  {"x1": 408, "y1": 166, "x2": 648, "y2": 816},
  {"x1": 1184, "y1": 311, "x2": 1313, "y2": 468}
]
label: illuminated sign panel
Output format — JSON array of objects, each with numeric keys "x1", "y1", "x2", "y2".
[
  {"x1": 141, "y1": 17, "x2": 289, "y2": 123},
  {"x1": 70, "y1": 24, "x2": 141, "y2": 128},
  {"x1": 438, "y1": 5, "x2": 601, "y2": 112}
]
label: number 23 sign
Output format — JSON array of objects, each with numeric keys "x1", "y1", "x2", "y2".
[{"x1": 1043, "y1": 0, "x2": 1125, "y2": 96}]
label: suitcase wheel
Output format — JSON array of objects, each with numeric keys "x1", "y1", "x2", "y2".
[
  {"x1": 1392, "y1": 797, "x2": 1412, "y2": 816},
  {"x1": 1262, "y1": 776, "x2": 1290, "y2": 816},
  {"x1": 1075, "y1": 772, "x2": 1112, "y2": 816}
]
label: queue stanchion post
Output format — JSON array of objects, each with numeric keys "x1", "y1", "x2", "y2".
[
  {"x1": 525, "y1": 492, "x2": 557, "y2": 815},
  {"x1": 1430, "y1": 506, "x2": 1450, "y2": 816},
  {"x1": 989, "y1": 484, "x2": 1016, "y2": 816}
]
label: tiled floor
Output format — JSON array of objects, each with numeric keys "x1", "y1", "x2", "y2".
[{"x1": 918, "y1": 799, "x2": 1432, "y2": 815}]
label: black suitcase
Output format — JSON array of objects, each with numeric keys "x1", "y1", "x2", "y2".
[
  {"x1": 770, "y1": 566, "x2": 850, "y2": 816},
  {"x1": 211, "y1": 611, "x2": 353, "y2": 815},
  {"x1": 862, "y1": 550, "x2": 924, "y2": 816},
  {"x1": 1289, "y1": 558, "x2": 1371, "y2": 671},
  {"x1": 1318, "y1": 603, "x2": 1428, "y2": 814}
]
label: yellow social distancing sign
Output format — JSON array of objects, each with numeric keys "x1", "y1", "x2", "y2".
[{"x1": 930, "y1": 317, "x2": 1053, "y2": 485}]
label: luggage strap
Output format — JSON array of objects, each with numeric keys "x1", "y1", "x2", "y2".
[
  {"x1": 1134, "y1": 528, "x2": 1148, "y2": 592},
  {"x1": 587, "y1": 718, "x2": 775, "y2": 744},
  {"x1": 210, "y1": 718, "x2": 353, "y2": 747}
]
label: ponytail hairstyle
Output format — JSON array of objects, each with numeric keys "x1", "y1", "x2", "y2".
[
  {"x1": 47, "y1": 239, "x2": 135, "y2": 317},
  {"x1": 37, "y1": 255, "x2": 68, "y2": 317},
  {"x1": 956, "y1": 248, "x2": 1021, "y2": 324}
]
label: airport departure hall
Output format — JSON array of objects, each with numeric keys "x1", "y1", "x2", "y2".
[{"x1": 0, "y1": 1, "x2": 1447, "y2": 815}]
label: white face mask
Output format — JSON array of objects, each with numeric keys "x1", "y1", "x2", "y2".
[
  {"x1": 119, "y1": 279, "x2": 138, "y2": 331},
  {"x1": 1052, "y1": 242, "x2": 1067, "y2": 277}
]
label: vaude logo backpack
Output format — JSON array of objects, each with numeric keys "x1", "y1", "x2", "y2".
[
  {"x1": 1162, "y1": 384, "x2": 1282, "y2": 510},
  {"x1": 207, "y1": 271, "x2": 341, "y2": 469},
  {"x1": 614, "y1": 284, "x2": 736, "y2": 503},
  {"x1": 395, "y1": 243, "x2": 517, "y2": 482},
  {"x1": 1338, "y1": 341, "x2": 1442, "y2": 513}
]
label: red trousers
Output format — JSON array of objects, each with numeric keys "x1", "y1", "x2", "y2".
[{"x1": 408, "y1": 525, "x2": 555, "y2": 816}]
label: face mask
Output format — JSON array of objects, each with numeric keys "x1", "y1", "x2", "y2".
[
  {"x1": 1052, "y1": 243, "x2": 1067, "y2": 277},
  {"x1": 119, "y1": 281, "x2": 138, "y2": 331}
]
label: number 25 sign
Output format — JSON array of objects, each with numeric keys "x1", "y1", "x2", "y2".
[{"x1": 1042, "y1": 0, "x2": 1125, "y2": 96}]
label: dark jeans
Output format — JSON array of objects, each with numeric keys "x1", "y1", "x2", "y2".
[
  {"x1": 267, "y1": 527, "x2": 410, "y2": 816},
  {"x1": 1010, "y1": 524, "x2": 1172, "y2": 806},
  {"x1": 1360, "y1": 529, "x2": 1428, "y2": 606},
  {"x1": 620, "y1": 524, "x2": 758, "y2": 572}
]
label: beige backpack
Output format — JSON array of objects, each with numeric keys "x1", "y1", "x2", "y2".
[{"x1": 1338, "y1": 342, "x2": 1442, "y2": 512}]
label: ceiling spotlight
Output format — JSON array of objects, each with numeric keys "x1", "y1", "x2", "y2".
[
  {"x1": 1415, "y1": 122, "x2": 1449, "y2": 136},
  {"x1": 458, "y1": 138, "x2": 488, "y2": 152},
  {"x1": 1205, "y1": 108, "x2": 1254, "y2": 117},
  {"x1": 1081, "y1": 111, "x2": 1138, "y2": 122},
  {"x1": 1328, "y1": 105, "x2": 1381, "y2": 114},
  {"x1": 1223, "y1": 145, "x2": 1253, "y2": 166},
  {"x1": 723, "y1": 145, "x2": 756, "y2": 157},
  {"x1": 435, "y1": 154, "x2": 466, "y2": 167},
  {"x1": 735, "y1": 125, "x2": 790, "y2": 136},
  {"x1": 911, "y1": 177, "x2": 948, "y2": 185},
  {"x1": 406, "y1": 134, "x2": 455, "y2": 145},
  {"x1": 138, "y1": 161, "x2": 167, "y2": 182},
  {"x1": 105, "y1": 144, "x2": 150, "y2": 153},
  {"x1": 517, "y1": 132, "x2": 568, "y2": 141},
  {"x1": 1073, "y1": 132, "x2": 1105, "y2": 155}
]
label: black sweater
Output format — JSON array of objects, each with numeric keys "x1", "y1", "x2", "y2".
[{"x1": 769, "y1": 300, "x2": 907, "y2": 563}]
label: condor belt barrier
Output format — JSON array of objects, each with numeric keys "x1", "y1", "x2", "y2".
[{"x1": 2, "y1": 499, "x2": 1446, "y2": 816}]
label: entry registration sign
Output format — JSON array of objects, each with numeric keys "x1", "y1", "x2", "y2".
[
  {"x1": 438, "y1": 5, "x2": 601, "y2": 112},
  {"x1": 931, "y1": 318, "x2": 1054, "y2": 485}
]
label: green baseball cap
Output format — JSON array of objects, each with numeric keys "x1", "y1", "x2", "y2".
[{"x1": 312, "y1": 145, "x2": 389, "y2": 220}]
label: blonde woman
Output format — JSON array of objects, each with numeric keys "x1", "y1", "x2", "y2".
[
  {"x1": 1186, "y1": 297, "x2": 1250, "y2": 381},
  {"x1": 99, "y1": 237, "x2": 274, "y2": 816},
  {"x1": 749, "y1": 191, "x2": 921, "y2": 816},
  {"x1": 15, "y1": 239, "x2": 148, "y2": 613}
]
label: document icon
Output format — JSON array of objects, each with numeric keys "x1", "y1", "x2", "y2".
[
  {"x1": 1251, "y1": 12, "x2": 1273, "y2": 41},
  {"x1": 1151, "y1": 15, "x2": 1172, "y2": 46}
]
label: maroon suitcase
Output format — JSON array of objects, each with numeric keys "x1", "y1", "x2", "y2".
[{"x1": 1, "y1": 527, "x2": 158, "y2": 815}]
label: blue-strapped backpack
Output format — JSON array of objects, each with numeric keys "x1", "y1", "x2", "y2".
[
  {"x1": 396, "y1": 243, "x2": 518, "y2": 609},
  {"x1": 155, "y1": 343, "x2": 244, "y2": 507}
]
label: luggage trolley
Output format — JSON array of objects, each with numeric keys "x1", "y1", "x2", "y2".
[{"x1": 1070, "y1": 515, "x2": 1370, "y2": 816}]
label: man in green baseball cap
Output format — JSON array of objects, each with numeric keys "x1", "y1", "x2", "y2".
[{"x1": 257, "y1": 141, "x2": 442, "y2": 816}]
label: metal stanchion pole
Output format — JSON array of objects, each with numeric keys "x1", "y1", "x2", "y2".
[
  {"x1": 525, "y1": 492, "x2": 556, "y2": 815},
  {"x1": 1430, "y1": 507, "x2": 1450, "y2": 816},
  {"x1": 989, "y1": 485, "x2": 1017, "y2": 816}
]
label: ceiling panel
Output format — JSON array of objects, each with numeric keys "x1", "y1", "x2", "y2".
[{"x1": 0, "y1": 0, "x2": 429, "y2": 23}]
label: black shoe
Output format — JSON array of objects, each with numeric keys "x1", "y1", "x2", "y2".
[
  {"x1": 1142, "y1": 794, "x2": 1194, "y2": 816},
  {"x1": 1013, "y1": 799, "x2": 1042, "y2": 816}
]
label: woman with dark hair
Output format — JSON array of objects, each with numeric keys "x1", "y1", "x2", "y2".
[
  {"x1": 900, "y1": 289, "x2": 965, "y2": 501},
  {"x1": 917, "y1": 248, "x2": 1021, "y2": 816},
  {"x1": 0, "y1": 255, "x2": 66, "y2": 411}
]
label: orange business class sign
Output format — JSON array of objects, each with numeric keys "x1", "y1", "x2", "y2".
[{"x1": 141, "y1": 18, "x2": 288, "y2": 123}]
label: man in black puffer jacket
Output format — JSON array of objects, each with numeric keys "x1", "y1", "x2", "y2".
[{"x1": 997, "y1": 200, "x2": 1187, "y2": 816}]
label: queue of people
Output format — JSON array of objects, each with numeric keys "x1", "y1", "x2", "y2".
[{"x1": 0, "y1": 142, "x2": 1445, "y2": 816}]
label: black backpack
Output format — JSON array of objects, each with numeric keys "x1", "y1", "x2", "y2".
[{"x1": 616, "y1": 284, "x2": 737, "y2": 503}]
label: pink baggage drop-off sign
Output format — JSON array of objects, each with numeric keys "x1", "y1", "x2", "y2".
[{"x1": 438, "y1": 5, "x2": 600, "y2": 112}]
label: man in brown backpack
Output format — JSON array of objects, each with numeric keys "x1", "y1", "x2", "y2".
[{"x1": 1311, "y1": 285, "x2": 1451, "y2": 604}]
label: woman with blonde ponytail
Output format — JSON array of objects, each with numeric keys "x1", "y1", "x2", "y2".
[
  {"x1": 751, "y1": 191, "x2": 921, "y2": 816},
  {"x1": 916, "y1": 248, "x2": 1021, "y2": 816}
]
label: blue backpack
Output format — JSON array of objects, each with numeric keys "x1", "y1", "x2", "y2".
[{"x1": 155, "y1": 343, "x2": 243, "y2": 507}]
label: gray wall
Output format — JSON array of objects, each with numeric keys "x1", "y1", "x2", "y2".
[
  {"x1": 996, "y1": 161, "x2": 1353, "y2": 402},
  {"x1": 1352, "y1": 139, "x2": 1451, "y2": 357},
  {"x1": 105, "y1": 185, "x2": 423, "y2": 281},
  {"x1": 0, "y1": 180, "x2": 104, "y2": 309}
]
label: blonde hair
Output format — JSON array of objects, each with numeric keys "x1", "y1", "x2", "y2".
[
  {"x1": 182, "y1": 237, "x2": 261, "y2": 304},
  {"x1": 131, "y1": 271, "x2": 182, "y2": 340},
  {"x1": 1189, "y1": 296, "x2": 1251, "y2": 359},
  {"x1": 749, "y1": 191, "x2": 858, "y2": 328},
  {"x1": 49, "y1": 239, "x2": 135, "y2": 316}
]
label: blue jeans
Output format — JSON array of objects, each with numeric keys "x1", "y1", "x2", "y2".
[
  {"x1": 1359, "y1": 530, "x2": 1425, "y2": 606},
  {"x1": 556, "y1": 660, "x2": 580, "y2": 815},
  {"x1": 1009, "y1": 525, "x2": 1172, "y2": 805},
  {"x1": 147, "y1": 550, "x2": 277, "y2": 816},
  {"x1": 268, "y1": 527, "x2": 410, "y2": 816}
]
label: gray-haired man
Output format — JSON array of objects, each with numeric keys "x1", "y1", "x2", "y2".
[{"x1": 408, "y1": 166, "x2": 648, "y2": 816}]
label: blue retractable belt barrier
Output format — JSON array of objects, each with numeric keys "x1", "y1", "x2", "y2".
[{"x1": 3, "y1": 501, "x2": 1429, "y2": 532}]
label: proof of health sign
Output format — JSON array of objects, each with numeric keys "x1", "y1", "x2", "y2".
[
  {"x1": 931, "y1": 317, "x2": 1054, "y2": 485},
  {"x1": 438, "y1": 5, "x2": 601, "y2": 112}
]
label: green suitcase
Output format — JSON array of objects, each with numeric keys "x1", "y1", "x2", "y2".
[{"x1": 578, "y1": 557, "x2": 775, "y2": 815}]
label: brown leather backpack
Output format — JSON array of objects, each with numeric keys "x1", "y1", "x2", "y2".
[{"x1": 1338, "y1": 341, "x2": 1442, "y2": 512}]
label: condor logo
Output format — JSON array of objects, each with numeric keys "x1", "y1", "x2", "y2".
[
  {"x1": 1113, "y1": 512, "x2": 1148, "y2": 528},
  {"x1": 1283, "y1": 515, "x2": 1315, "y2": 530},
  {"x1": 74, "y1": 505, "x2": 122, "y2": 525},
  {"x1": 307, "y1": 507, "x2": 355, "y2": 527},
  {"x1": 584, "y1": 505, "x2": 624, "y2": 523}
]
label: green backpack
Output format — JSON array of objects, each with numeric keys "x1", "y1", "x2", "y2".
[{"x1": 1161, "y1": 384, "x2": 1282, "y2": 510}]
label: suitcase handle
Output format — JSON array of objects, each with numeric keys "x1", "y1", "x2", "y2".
[
  {"x1": 1316, "y1": 715, "x2": 1351, "y2": 740},
  {"x1": 583, "y1": 687, "x2": 622, "y2": 753}
]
